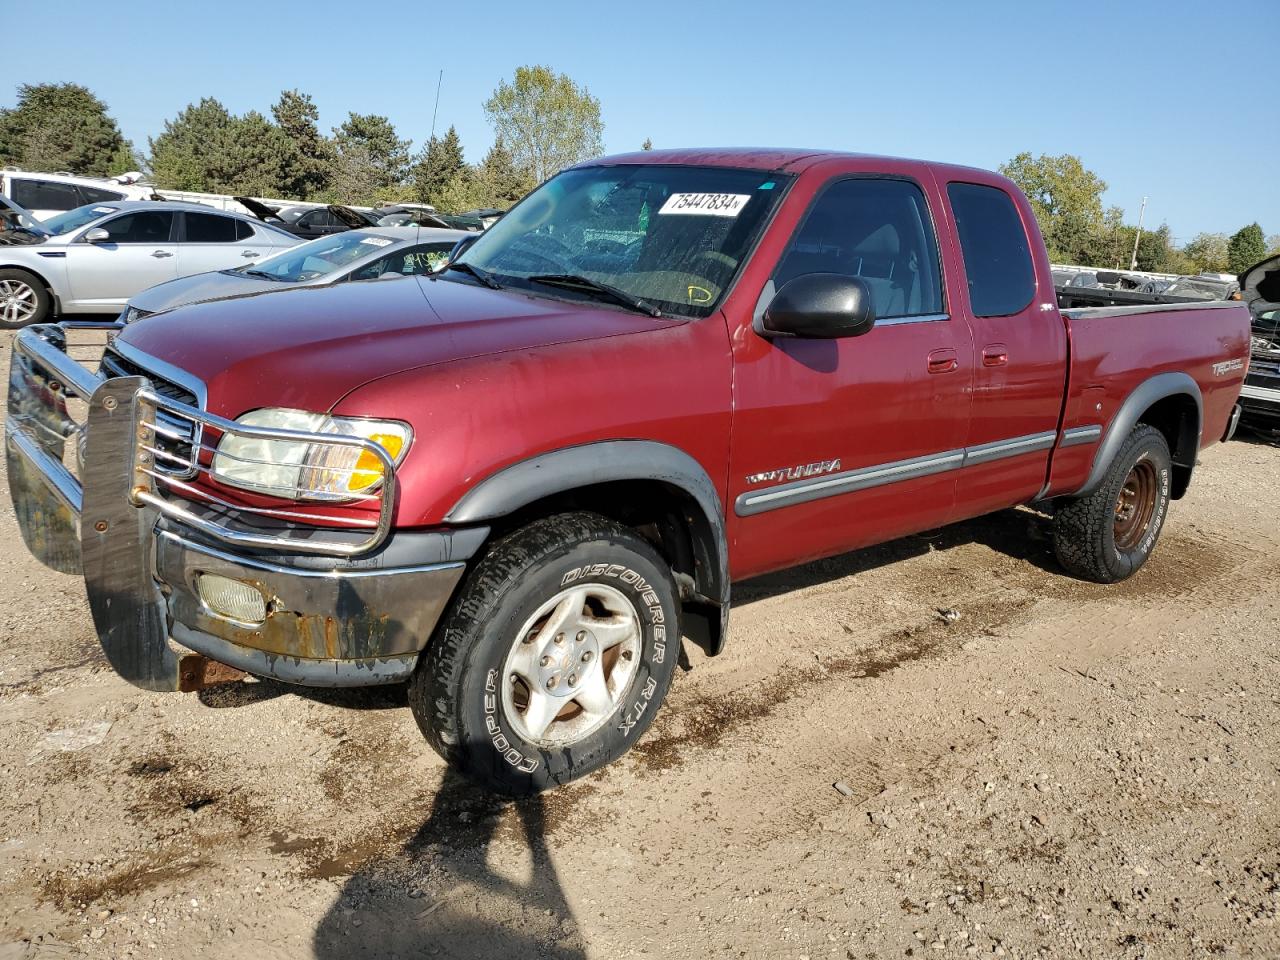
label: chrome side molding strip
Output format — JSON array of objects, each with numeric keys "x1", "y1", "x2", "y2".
[
  {"x1": 735, "y1": 428, "x2": 1071, "y2": 517},
  {"x1": 1059, "y1": 424, "x2": 1103, "y2": 447}
]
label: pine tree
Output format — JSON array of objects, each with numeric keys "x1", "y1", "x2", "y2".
[
  {"x1": 411, "y1": 125, "x2": 465, "y2": 206},
  {"x1": 477, "y1": 137, "x2": 532, "y2": 207},
  {"x1": 1227, "y1": 223, "x2": 1266, "y2": 274},
  {"x1": 271, "y1": 90, "x2": 332, "y2": 199},
  {"x1": 0, "y1": 83, "x2": 132, "y2": 175}
]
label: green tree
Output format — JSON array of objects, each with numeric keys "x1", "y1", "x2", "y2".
[
  {"x1": 148, "y1": 97, "x2": 239, "y2": 191},
  {"x1": 0, "y1": 82, "x2": 133, "y2": 176},
  {"x1": 1267, "y1": 234, "x2": 1280, "y2": 256},
  {"x1": 483, "y1": 65, "x2": 604, "y2": 185},
  {"x1": 410, "y1": 125, "x2": 465, "y2": 206},
  {"x1": 476, "y1": 138, "x2": 532, "y2": 207},
  {"x1": 271, "y1": 89, "x2": 331, "y2": 199},
  {"x1": 226, "y1": 110, "x2": 293, "y2": 197},
  {"x1": 1183, "y1": 233, "x2": 1230, "y2": 274},
  {"x1": 999, "y1": 152, "x2": 1107, "y2": 264},
  {"x1": 1227, "y1": 223, "x2": 1266, "y2": 274},
  {"x1": 333, "y1": 113, "x2": 410, "y2": 195}
]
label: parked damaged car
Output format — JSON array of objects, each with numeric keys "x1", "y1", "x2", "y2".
[
  {"x1": 120, "y1": 226, "x2": 470, "y2": 323},
  {"x1": 1238, "y1": 254, "x2": 1280, "y2": 431},
  {"x1": 0, "y1": 201, "x2": 299, "y2": 327},
  {"x1": 233, "y1": 197, "x2": 379, "y2": 240}
]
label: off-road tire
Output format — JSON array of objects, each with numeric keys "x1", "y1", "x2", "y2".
[
  {"x1": 409, "y1": 511, "x2": 681, "y2": 795},
  {"x1": 0, "y1": 269, "x2": 51, "y2": 328},
  {"x1": 1052, "y1": 424, "x2": 1172, "y2": 583}
]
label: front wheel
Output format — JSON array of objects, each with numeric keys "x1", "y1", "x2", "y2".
[
  {"x1": 410, "y1": 512, "x2": 681, "y2": 794},
  {"x1": 0, "y1": 269, "x2": 51, "y2": 328},
  {"x1": 1052, "y1": 424, "x2": 1172, "y2": 583}
]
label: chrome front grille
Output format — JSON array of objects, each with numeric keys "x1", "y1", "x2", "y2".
[{"x1": 100, "y1": 348, "x2": 200, "y2": 478}]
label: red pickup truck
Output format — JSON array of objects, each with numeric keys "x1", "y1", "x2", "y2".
[{"x1": 6, "y1": 149, "x2": 1250, "y2": 794}]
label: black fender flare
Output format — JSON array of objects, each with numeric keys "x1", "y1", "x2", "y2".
[
  {"x1": 445, "y1": 440, "x2": 731, "y2": 650},
  {"x1": 1075, "y1": 371, "x2": 1202, "y2": 498}
]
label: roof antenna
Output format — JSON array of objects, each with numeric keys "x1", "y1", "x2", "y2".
[{"x1": 429, "y1": 69, "x2": 443, "y2": 143}]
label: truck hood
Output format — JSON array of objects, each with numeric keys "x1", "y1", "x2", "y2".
[
  {"x1": 128, "y1": 270, "x2": 288, "y2": 314},
  {"x1": 115, "y1": 275, "x2": 681, "y2": 416}
]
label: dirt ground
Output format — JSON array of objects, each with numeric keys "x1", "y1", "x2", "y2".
[{"x1": 1, "y1": 332, "x2": 1277, "y2": 960}]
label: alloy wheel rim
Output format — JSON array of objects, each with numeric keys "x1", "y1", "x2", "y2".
[
  {"x1": 0, "y1": 280, "x2": 37, "y2": 324},
  {"x1": 501, "y1": 583, "x2": 642, "y2": 745},
  {"x1": 1113, "y1": 458, "x2": 1158, "y2": 551}
]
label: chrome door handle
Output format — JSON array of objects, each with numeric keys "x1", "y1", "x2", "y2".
[
  {"x1": 927, "y1": 348, "x2": 958, "y2": 374},
  {"x1": 982, "y1": 344, "x2": 1009, "y2": 367},
  {"x1": 151, "y1": 250, "x2": 173, "y2": 259},
  {"x1": 241, "y1": 250, "x2": 259, "y2": 258}
]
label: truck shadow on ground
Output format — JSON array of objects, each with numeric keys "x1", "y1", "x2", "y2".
[{"x1": 311, "y1": 765, "x2": 586, "y2": 960}]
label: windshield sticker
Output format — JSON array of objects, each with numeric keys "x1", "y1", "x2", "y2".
[
  {"x1": 93, "y1": 207, "x2": 116, "y2": 214},
  {"x1": 658, "y1": 193, "x2": 751, "y2": 217},
  {"x1": 758, "y1": 181, "x2": 776, "y2": 190},
  {"x1": 360, "y1": 237, "x2": 393, "y2": 247}
]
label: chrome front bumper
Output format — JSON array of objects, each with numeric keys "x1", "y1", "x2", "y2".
[{"x1": 5, "y1": 324, "x2": 476, "y2": 689}]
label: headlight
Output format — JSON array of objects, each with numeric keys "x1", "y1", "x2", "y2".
[{"x1": 210, "y1": 408, "x2": 411, "y2": 501}]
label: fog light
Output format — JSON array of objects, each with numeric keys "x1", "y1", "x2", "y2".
[{"x1": 196, "y1": 574, "x2": 267, "y2": 624}]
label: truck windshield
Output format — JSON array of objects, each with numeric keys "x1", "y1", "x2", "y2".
[{"x1": 453, "y1": 165, "x2": 791, "y2": 318}]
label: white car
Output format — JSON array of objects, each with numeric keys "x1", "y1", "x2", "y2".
[
  {"x1": 0, "y1": 201, "x2": 299, "y2": 327},
  {"x1": 0, "y1": 169, "x2": 157, "y2": 220}
]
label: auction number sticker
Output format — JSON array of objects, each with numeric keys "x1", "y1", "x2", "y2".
[
  {"x1": 360, "y1": 237, "x2": 393, "y2": 247},
  {"x1": 658, "y1": 193, "x2": 751, "y2": 217}
]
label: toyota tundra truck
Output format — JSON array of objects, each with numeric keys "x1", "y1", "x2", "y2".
[{"x1": 5, "y1": 149, "x2": 1250, "y2": 794}]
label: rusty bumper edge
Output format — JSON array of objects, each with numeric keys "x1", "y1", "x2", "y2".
[{"x1": 171, "y1": 622, "x2": 419, "y2": 687}]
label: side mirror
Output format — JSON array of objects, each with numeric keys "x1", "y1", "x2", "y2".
[
  {"x1": 760, "y1": 273, "x2": 877, "y2": 339},
  {"x1": 447, "y1": 234, "x2": 479, "y2": 264},
  {"x1": 84, "y1": 227, "x2": 111, "y2": 244}
]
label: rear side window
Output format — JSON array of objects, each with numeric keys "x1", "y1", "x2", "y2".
[
  {"x1": 774, "y1": 178, "x2": 943, "y2": 319},
  {"x1": 12, "y1": 178, "x2": 81, "y2": 212},
  {"x1": 235, "y1": 219, "x2": 254, "y2": 241},
  {"x1": 97, "y1": 211, "x2": 175, "y2": 244},
  {"x1": 185, "y1": 212, "x2": 239, "y2": 243},
  {"x1": 947, "y1": 183, "x2": 1035, "y2": 317},
  {"x1": 78, "y1": 185, "x2": 124, "y2": 204}
]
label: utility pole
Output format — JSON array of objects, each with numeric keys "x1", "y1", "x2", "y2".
[
  {"x1": 429, "y1": 69, "x2": 443, "y2": 144},
  {"x1": 1129, "y1": 195, "x2": 1148, "y2": 271}
]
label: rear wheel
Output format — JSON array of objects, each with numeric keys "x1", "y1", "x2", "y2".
[
  {"x1": 1052, "y1": 424, "x2": 1172, "y2": 583},
  {"x1": 0, "y1": 269, "x2": 50, "y2": 328},
  {"x1": 409, "y1": 512, "x2": 681, "y2": 794}
]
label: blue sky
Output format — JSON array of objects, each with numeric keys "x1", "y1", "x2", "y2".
[{"x1": 7, "y1": 0, "x2": 1274, "y2": 241}]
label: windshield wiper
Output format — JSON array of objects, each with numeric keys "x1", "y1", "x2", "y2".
[
  {"x1": 242, "y1": 269, "x2": 289, "y2": 281},
  {"x1": 444, "y1": 261, "x2": 502, "y2": 289},
  {"x1": 527, "y1": 274, "x2": 661, "y2": 317}
]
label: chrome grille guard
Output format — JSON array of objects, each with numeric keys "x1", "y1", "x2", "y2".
[{"x1": 6, "y1": 324, "x2": 398, "y2": 561}]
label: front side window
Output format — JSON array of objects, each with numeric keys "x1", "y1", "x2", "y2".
[
  {"x1": 457, "y1": 164, "x2": 792, "y2": 318},
  {"x1": 184, "y1": 212, "x2": 239, "y2": 243},
  {"x1": 12, "y1": 178, "x2": 81, "y2": 212},
  {"x1": 774, "y1": 178, "x2": 943, "y2": 319},
  {"x1": 947, "y1": 182, "x2": 1036, "y2": 318},
  {"x1": 96, "y1": 211, "x2": 175, "y2": 244}
]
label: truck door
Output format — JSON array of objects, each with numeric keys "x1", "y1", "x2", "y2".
[
  {"x1": 727, "y1": 174, "x2": 974, "y2": 579},
  {"x1": 940, "y1": 179, "x2": 1068, "y2": 517}
]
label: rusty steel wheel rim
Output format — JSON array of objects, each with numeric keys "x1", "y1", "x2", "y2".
[{"x1": 1113, "y1": 458, "x2": 1158, "y2": 551}]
